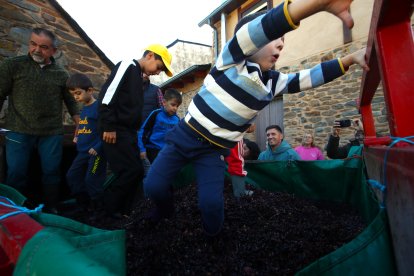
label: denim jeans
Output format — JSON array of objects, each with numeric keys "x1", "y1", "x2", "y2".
[
  {"x1": 144, "y1": 121, "x2": 229, "y2": 235},
  {"x1": 5, "y1": 131, "x2": 63, "y2": 192}
]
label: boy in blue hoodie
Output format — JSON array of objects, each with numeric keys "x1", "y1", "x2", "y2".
[
  {"x1": 144, "y1": 0, "x2": 369, "y2": 237},
  {"x1": 138, "y1": 88, "x2": 182, "y2": 166},
  {"x1": 66, "y1": 73, "x2": 106, "y2": 211}
]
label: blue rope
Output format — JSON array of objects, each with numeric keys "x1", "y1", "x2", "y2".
[
  {"x1": 383, "y1": 136, "x2": 414, "y2": 187},
  {"x1": 367, "y1": 179, "x2": 386, "y2": 209},
  {"x1": 367, "y1": 135, "x2": 414, "y2": 208},
  {"x1": 0, "y1": 196, "x2": 44, "y2": 221},
  {"x1": 367, "y1": 179, "x2": 386, "y2": 192}
]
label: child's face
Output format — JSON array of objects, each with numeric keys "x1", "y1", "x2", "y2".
[
  {"x1": 163, "y1": 98, "x2": 181, "y2": 116},
  {"x1": 69, "y1": 88, "x2": 93, "y2": 104},
  {"x1": 242, "y1": 143, "x2": 251, "y2": 158},
  {"x1": 143, "y1": 53, "x2": 166, "y2": 77},
  {"x1": 250, "y1": 38, "x2": 284, "y2": 71}
]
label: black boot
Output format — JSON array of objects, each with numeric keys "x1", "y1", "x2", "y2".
[
  {"x1": 88, "y1": 197, "x2": 105, "y2": 221},
  {"x1": 88, "y1": 197, "x2": 104, "y2": 212},
  {"x1": 43, "y1": 185, "x2": 60, "y2": 214},
  {"x1": 76, "y1": 192, "x2": 91, "y2": 211}
]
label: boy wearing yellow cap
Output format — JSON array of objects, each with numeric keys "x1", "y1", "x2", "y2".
[{"x1": 98, "y1": 44, "x2": 173, "y2": 218}]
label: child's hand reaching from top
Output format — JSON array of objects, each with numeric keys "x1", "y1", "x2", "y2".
[
  {"x1": 320, "y1": 0, "x2": 354, "y2": 28},
  {"x1": 288, "y1": 0, "x2": 354, "y2": 28}
]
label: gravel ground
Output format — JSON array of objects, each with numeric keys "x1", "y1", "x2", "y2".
[{"x1": 64, "y1": 182, "x2": 366, "y2": 276}]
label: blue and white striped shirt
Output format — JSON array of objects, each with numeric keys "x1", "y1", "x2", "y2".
[{"x1": 185, "y1": 1, "x2": 345, "y2": 148}]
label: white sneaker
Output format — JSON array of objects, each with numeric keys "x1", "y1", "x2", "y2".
[{"x1": 245, "y1": 190, "x2": 254, "y2": 196}]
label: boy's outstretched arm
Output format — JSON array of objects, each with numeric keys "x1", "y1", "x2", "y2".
[
  {"x1": 288, "y1": 0, "x2": 354, "y2": 28},
  {"x1": 276, "y1": 47, "x2": 368, "y2": 95},
  {"x1": 340, "y1": 48, "x2": 370, "y2": 72}
]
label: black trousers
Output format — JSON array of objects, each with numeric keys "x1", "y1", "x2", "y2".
[
  {"x1": 146, "y1": 147, "x2": 160, "y2": 163},
  {"x1": 103, "y1": 131, "x2": 144, "y2": 214}
]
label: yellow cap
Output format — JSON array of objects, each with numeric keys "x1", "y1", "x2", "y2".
[{"x1": 145, "y1": 44, "x2": 173, "y2": 77}]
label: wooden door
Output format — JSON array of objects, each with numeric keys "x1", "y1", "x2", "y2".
[{"x1": 254, "y1": 96, "x2": 283, "y2": 151}]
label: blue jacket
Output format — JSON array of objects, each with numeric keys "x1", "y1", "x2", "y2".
[
  {"x1": 138, "y1": 108, "x2": 179, "y2": 152},
  {"x1": 258, "y1": 140, "x2": 301, "y2": 161}
]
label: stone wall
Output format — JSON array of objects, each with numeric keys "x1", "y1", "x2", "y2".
[
  {"x1": 150, "y1": 40, "x2": 213, "y2": 85},
  {"x1": 0, "y1": 0, "x2": 112, "y2": 125},
  {"x1": 179, "y1": 86, "x2": 198, "y2": 120},
  {"x1": 281, "y1": 38, "x2": 389, "y2": 150}
]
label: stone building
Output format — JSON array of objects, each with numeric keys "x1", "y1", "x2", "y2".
[
  {"x1": 0, "y1": 0, "x2": 113, "y2": 125},
  {"x1": 150, "y1": 39, "x2": 213, "y2": 85}
]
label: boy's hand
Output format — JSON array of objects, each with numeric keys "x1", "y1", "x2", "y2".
[
  {"x1": 246, "y1": 124, "x2": 256, "y2": 133},
  {"x1": 350, "y1": 48, "x2": 369, "y2": 71},
  {"x1": 288, "y1": 0, "x2": 354, "y2": 28},
  {"x1": 340, "y1": 48, "x2": 369, "y2": 72},
  {"x1": 332, "y1": 122, "x2": 341, "y2": 137},
  {"x1": 88, "y1": 148, "x2": 98, "y2": 156},
  {"x1": 103, "y1": 131, "x2": 116, "y2": 143},
  {"x1": 73, "y1": 136, "x2": 78, "y2": 143},
  {"x1": 322, "y1": 0, "x2": 354, "y2": 28},
  {"x1": 140, "y1": 152, "x2": 147, "y2": 160},
  {"x1": 352, "y1": 118, "x2": 364, "y2": 131}
]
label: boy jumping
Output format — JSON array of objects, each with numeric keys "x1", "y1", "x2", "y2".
[{"x1": 144, "y1": 0, "x2": 369, "y2": 236}]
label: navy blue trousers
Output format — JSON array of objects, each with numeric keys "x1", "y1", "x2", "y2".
[
  {"x1": 66, "y1": 151, "x2": 106, "y2": 199},
  {"x1": 144, "y1": 121, "x2": 229, "y2": 235}
]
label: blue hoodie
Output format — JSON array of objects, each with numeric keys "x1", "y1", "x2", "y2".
[
  {"x1": 258, "y1": 140, "x2": 301, "y2": 161},
  {"x1": 137, "y1": 108, "x2": 179, "y2": 152}
]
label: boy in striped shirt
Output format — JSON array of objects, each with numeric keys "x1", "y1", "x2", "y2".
[{"x1": 144, "y1": 0, "x2": 369, "y2": 237}]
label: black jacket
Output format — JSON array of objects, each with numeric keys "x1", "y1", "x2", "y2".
[
  {"x1": 98, "y1": 60, "x2": 143, "y2": 133},
  {"x1": 142, "y1": 81, "x2": 162, "y2": 123},
  {"x1": 326, "y1": 135, "x2": 361, "y2": 159}
]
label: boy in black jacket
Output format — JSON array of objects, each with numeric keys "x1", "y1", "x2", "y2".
[{"x1": 98, "y1": 44, "x2": 173, "y2": 218}]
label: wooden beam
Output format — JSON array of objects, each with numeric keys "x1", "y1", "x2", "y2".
[
  {"x1": 181, "y1": 76, "x2": 195, "y2": 83},
  {"x1": 193, "y1": 71, "x2": 209, "y2": 78}
]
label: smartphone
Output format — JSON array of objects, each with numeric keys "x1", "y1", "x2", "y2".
[{"x1": 335, "y1": 119, "x2": 351, "y2": 128}]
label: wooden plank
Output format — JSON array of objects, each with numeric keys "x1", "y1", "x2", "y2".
[{"x1": 364, "y1": 146, "x2": 414, "y2": 276}]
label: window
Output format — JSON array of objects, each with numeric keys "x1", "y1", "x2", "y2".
[{"x1": 240, "y1": 0, "x2": 269, "y2": 19}]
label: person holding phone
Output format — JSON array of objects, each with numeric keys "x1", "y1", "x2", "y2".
[{"x1": 326, "y1": 119, "x2": 364, "y2": 159}]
